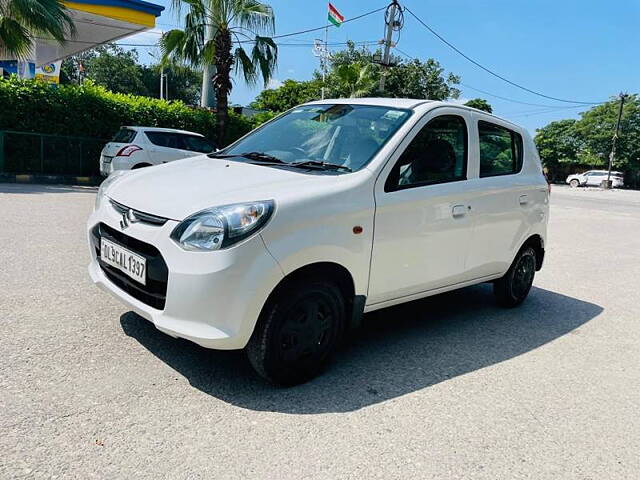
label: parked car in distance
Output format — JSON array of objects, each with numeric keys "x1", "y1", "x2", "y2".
[
  {"x1": 566, "y1": 170, "x2": 624, "y2": 188},
  {"x1": 88, "y1": 99, "x2": 549, "y2": 385},
  {"x1": 99, "y1": 126, "x2": 216, "y2": 176}
]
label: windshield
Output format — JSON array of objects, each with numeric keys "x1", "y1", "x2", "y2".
[{"x1": 222, "y1": 104, "x2": 411, "y2": 172}]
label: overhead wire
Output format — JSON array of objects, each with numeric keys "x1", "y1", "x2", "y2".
[{"x1": 403, "y1": 5, "x2": 605, "y2": 105}]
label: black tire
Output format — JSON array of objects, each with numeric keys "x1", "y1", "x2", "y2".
[
  {"x1": 569, "y1": 179, "x2": 580, "y2": 188},
  {"x1": 494, "y1": 246, "x2": 537, "y2": 308},
  {"x1": 246, "y1": 280, "x2": 346, "y2": 386}
]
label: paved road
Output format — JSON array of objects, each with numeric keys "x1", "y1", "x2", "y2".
[{"x1": 1, "y1": 183, "x2": 639, "y2": 479}]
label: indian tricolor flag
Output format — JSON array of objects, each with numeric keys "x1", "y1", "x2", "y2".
[{"x1": 328, "y1": 3, "x2": 344, "y2": 27}]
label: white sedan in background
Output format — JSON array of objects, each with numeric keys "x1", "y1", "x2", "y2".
[
  {"x1": 566, "y1": 169, "x2": 624, "y2": 188},
  {"x1": 99, "y1": 126, "x2": 217, "y2": 176}
]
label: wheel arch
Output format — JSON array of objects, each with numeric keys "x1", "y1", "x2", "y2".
[
  {"x1": 131, "y1": 162, "x2": 152, "y2": 169},
  {"x1": 261, "y1": 261, "x2": 365, "y2": 332},
  {"x1": 520, "y1": 234, "x2": 545, "y2": 271}
]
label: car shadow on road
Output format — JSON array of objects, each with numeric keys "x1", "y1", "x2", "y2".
[{"x1": 120, "y1": 284, "x2": 602, "y2": 414}]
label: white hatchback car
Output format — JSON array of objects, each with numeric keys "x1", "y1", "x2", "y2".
[
  {"x1": 566, "y1": 170, "x2": 624, "y2": 188},
  {"x1": 99, "y1": 126, "x2": 216, "y2": 176},
  {"x1": 88, "y1": 99, "x2": 549, "y2": 385}
]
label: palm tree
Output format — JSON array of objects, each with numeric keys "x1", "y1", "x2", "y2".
[
  {"x1": 0, "y1": 0, "x2": 75, "y2": 59},
  {"x1": 330, "y1": 62, "x2": 378, "y2": 98},
  {"x1": 161, "y1": 0, "x2": 277, "y2": 142}
]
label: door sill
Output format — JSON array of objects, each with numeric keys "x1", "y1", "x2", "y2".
[{"x1": 364, "y1": 273, "x2": 503, "y2": 313}]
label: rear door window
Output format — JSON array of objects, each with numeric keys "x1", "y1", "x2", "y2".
[
  {"x1": 112, "y1": 128, "x2": 137, "y2": 143},
  {"x1": 478, "y1": 121, "x2": 523, "y2": 177},
  {"x1": 145, "y1": 131, "x2": 181, "y2": 149}
]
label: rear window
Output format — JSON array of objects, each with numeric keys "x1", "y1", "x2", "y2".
[
  {"x1": 478, "y1": 121, "x2": 523, "y2": 177},
  {"x1": 145, "y1": 132, "x2": 215, "y2": 153},
  {"x1": 112, "y1": 128, "x2": 137, "y2": 143}
]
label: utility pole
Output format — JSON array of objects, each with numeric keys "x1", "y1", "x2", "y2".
[
  {"x1": 378, "y1": 0, "x2": 402, "y2": 92},
  {"x1": 200, "y1": 22, "x2": 216, "y2": 108},
  {"x1": 313, "y1": 37, "x2": 330, "y2": 100},
  {"x1": 605, "y1": 93, "x2": 626, "y2": 188},
  {"x1": 159, "y1": 67, "x2": 164, "y2": 100}
]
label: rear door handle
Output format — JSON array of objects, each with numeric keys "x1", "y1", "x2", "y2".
[
  {"x1": 519, "y1": 195, "x2": 529, "y2": 205},
  {"x1": 452, "y1": 204, "x2": 466, "y2": 218}
]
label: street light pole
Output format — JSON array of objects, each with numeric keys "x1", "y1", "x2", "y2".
[{"x1": 605, "y1": 93, "x2": 626, "y2": 189}]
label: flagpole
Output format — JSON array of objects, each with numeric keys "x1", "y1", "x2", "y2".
[{"x1": 322, "y1": 18, "x2": 328, "y2": 100}]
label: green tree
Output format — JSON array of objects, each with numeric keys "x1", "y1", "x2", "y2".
[
  {"x1": 0, "y1": 0, "x2": 75, "y2": 59},
  {"x1": 325, "y1": 41, "x2": 459, "y2": 100},
  {"x1": 534, "y1": 119, "x2": 582, "y2": 181},
  {"x1": 329, "y1": 61, "x2": 378, "y2": 98},
  {"x1": 251, "y1": 78, "x2": 322, "y2": 112},
  {"x1": 464, "y1": 98, "x2": 492, "y2": 113},
  {"x1": 384, "y1": 58, "x2": 460, "y2": 100},
  {"x1": 574, "y1": 96, "x2": 640, "y2": 174},
  {"x1": 83, "y1": 45, "x2": 148, "y2": 96},
  {"x1": 140, "y1": 62, "x2": 202, "y2": 105},
  {"x1": 161, "y1": 0, "x2": 277, "y2": 141},
  {"x1": 534, "y1": 96, "x2": 640, "y2": 186}
]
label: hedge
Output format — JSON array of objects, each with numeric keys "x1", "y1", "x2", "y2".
[{"x1": 0, "y1": 76, "x2": 257, "y2": 146}]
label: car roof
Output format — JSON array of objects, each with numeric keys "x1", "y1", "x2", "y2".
[
  {"x1": 122, "y1": 126, "x2": 205, "y2": 137},
  {"x1": 587, "y1": 170, "x2": 623, "y2": 175},
  {"x1": 302, "y1": 97, "x2": 521, "y2": 129}
]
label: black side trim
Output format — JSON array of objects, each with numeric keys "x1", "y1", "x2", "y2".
[{"x1": 349, "y1": 295, "x2": 367, "y2": 331}]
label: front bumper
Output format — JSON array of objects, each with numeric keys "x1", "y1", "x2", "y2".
[{"x1": 87, "y1": 201, "x2": 284, "y2": 350}]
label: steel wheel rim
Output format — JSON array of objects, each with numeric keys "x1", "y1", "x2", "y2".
[{"x1": 277, "y1": 296, "x2": 335, "y2": 365}]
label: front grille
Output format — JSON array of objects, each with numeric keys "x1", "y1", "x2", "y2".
[
  {"x1": 110, "y1": 199, "x2": 168, "y2": 226},
  {"x1": 91, "y1": 223, "x2": 168, "y2": 309}
]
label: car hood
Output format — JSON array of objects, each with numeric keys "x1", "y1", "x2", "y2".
[{"x1": 106, "y1": 156, "x2": 340, "y2": 220}]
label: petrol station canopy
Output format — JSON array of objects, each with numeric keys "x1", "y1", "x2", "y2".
[{"x1": 35, "y1": 0, "x2": 165, "y2": 65}]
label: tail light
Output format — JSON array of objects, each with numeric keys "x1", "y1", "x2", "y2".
[{"x1": 116, "y1": 145, "x2": 142, "y2": 157}]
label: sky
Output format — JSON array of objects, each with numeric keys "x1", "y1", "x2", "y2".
[{"x1": 125, "y1": 0, "x2": 639, "y2": 134}]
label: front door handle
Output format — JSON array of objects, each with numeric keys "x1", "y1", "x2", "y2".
[
  {"x1": 452, "y1": 204, "x2": 466, "y2": 218},
  {"x1": 519, "y1": 194, "x2": 529, "y2": 205}
]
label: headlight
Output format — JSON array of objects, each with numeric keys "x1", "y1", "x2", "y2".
[
  {"x1": 95, "y1": 170, "x2": 128, "y2": 211},
  {"x1": 171, "y1": 200, "x2": 274, "y2": 251}
]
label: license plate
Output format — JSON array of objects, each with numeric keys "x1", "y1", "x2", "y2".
[
  {"x1": 102, "y1": 155, "x2": 113, "y2": 164},
  {"x1": 100, "y1": 238, "x2": 146, "y2": 285}
]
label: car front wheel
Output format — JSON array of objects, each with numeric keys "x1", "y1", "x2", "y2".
[
  {"x1": 246, "y1": 280, "x2": 346, "y2": 386},
  {"x1": 569, "y1": 179, "x2": 580, "y2": 188},
  {"x1": 494, "y1": 246, "x2": 537, "y2": 308}
]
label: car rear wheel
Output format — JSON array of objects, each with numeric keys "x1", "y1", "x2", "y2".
[
  {"x1": 246, "y1": 280, "x2": 346, "y2": 386},
  {"x1": 494, "y1": 246, "x2": 536, "y2": 308},
  {"x1": 569, "y1": 179, "x2": 580, "y2": 188}
]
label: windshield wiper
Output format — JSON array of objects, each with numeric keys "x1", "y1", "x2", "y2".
[
  {"x1": 290, "y1": 160, "x2": 352, "y2": 172},
  {"x1": 208, "y1": 151, "x2": 286, "y2": 164}
]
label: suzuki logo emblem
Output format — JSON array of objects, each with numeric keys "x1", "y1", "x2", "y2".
[{"x1": 120, "y1": 209, "x2": 138, "y2": 229}]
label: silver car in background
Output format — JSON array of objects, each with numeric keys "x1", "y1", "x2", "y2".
[{"x1": 566, "y1": 170, "x2": 624, "y2": 188}]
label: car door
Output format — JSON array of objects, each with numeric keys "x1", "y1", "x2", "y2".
[
  {"x1": 587, "y1": 172, "x2": 604, "y2": 186},
  {"x1": 368, "y1": 109, "x2": 475, "y2": 306},
  {"x1": 463, "y1": 116, "x2": 536, "y2": 279},
  {"x1": 144, "y1": 131, "x2": 189, "y2": 164}
]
